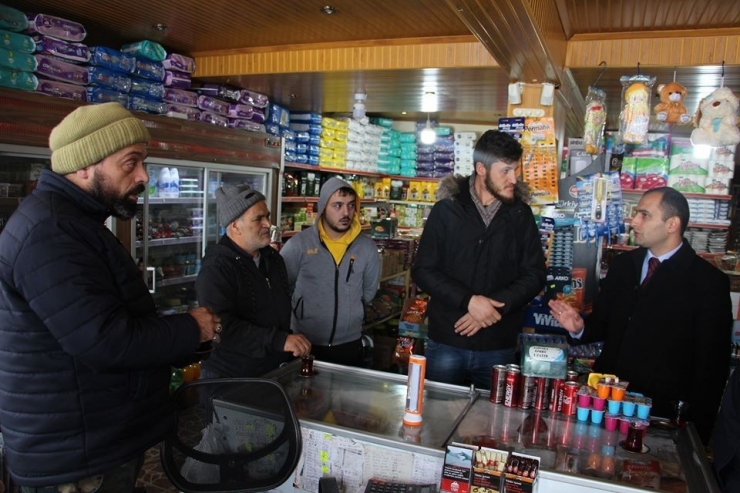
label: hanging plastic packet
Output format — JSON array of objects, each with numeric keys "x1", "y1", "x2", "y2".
[
  {"x1": 619, "y1": 74, "x2": 656, "y2": 145},
  {"x1": 583, "y1": 86, "x2": 607, "y2": 154}
]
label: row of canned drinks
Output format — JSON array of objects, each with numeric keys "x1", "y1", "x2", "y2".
[{"x1": 490, "y1": 364, "x2": 581, "y2": 413}]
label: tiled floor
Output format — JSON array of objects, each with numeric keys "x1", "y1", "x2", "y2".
[{"x1": 137, "y1": 446, "x2": 178, "y2": 493}]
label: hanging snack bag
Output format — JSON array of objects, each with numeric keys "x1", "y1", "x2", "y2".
[
  {"x1": 619, "y1": 75, "x2": 656, "y2": 145},
  {"x1": 583, "y1": 86, "x2": 607, "y2": 154}
]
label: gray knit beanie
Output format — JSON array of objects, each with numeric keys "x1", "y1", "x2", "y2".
[
  {"x1": 215, "y1": 184, "x2": 266, "y2": 227},
  {"x1": 318, "y1": 177, "x2": 355, "y2": 216}
]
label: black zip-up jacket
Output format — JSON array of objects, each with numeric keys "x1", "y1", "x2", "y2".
[
  {"x1": 196, "y1": 236, "x2": 293, "y2": 377},
  {"x1": 412, "y1": 175, "x2": 546, "y2": 350},
  {"x1": 0, "y1": 170, "x2": 200, "y2": 486}
]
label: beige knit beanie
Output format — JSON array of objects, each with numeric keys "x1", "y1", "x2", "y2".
[{"x1": 49, "y1": 102, "x2": 151, "y2": 174}]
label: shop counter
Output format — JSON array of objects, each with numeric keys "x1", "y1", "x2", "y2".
[{"x1": 264, "y1": 361, "x2": 719, "y2": 493}]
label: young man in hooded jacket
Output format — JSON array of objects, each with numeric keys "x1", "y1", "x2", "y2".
[
  {"x1": 281, "y1": 177, "x2": 380, "y2": 366},
  {"x1": 412, "y1": 130, "x2": 546, "y2": 389}
]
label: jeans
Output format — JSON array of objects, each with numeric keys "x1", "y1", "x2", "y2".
[
  {"x1": 20, "y1": 454, "x2": 144, "y2": 493},
  {"x1": 424, "y1": 339, "x2": 516, "y2": 390}
]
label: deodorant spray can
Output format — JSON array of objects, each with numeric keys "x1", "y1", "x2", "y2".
[{"x1": 403, "y1": 355, "x2": 426, "y2": 426}]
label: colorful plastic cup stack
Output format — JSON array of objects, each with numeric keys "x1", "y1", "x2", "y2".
[
  {"x1": 578, "y1": 392, "x2": 592, "y2": 408},
  {"x1": 621, "y1": 398, "x2": 636, "y2": 417},
  {"x1": 636, "y1": 401, "x2": 652, "y2": 420},
  {"x1": 611, "y1": 384, "x2": 627, "y2": 401},
  {"x1": 619, "y1": 417, "x2": 631, "y2": 434},
  {"x1": 607, "y1": 399, "x2": 621, "y2": 414},
  {"x1": 592, "y1": 397, "x2": 606, "y2": 411},
  {"x1": 591, "y1": 408, "x2": 605, "y2": 425},
  {"x1": 597, "y1": 382, "x2": 611, "y2": 399},
  {"x1": 577, "y1": 406, "x2": 590, "y2": 422},
  {"x1": 604, "y1": 414, "x2": 619, "y2": 431}
]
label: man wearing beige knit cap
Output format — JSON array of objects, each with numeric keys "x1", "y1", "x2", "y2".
[{"x1": 0, "y1": 103, "x2": 221, "y2": 491}]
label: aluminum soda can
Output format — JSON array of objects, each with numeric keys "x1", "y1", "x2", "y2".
[
  {"x1": 534, "y1": 377, "x2": 550, "y2": 410},
  {"x1": 503, "y1": 367, "x2": 520, "y2": 408},
  {"x1": 490, "y1": 365, "x2": 507, "y2": 404},
  {"x1": 549, "y1": 378, "x2": 564, "y2": 412},
  {"x1": 518, "y1": 375, "x2": 536, "y2": 410},
  {"x1": 566, "y1": 370, "x2": 579, "y2": 382},
  {"x1": 561, "y1": 381, "x2": 580, "y2": 416}
]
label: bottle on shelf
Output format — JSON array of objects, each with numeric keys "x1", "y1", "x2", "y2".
[
  {"x1": 170, "y1": 167, "x2": 180, "y2": 198},
  {"x1": 157, "y1": 167, "x2": 171, "y2": 198}
]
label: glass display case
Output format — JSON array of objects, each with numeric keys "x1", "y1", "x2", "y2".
[
  {"x1": 0, "y1": 145, "x2": 51, "y2": 234},
  {"x1": 264, "y1": 361, "x2": 720, "y2": 493},
  {"x1": 135, "y1": 157, "x2": 273, "y2": 315}
]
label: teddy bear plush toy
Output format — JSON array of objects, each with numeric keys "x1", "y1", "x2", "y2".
[
  {"x1": 654, "y1": 81, "x2": 690, "y2": 124},
  {"x1": 690, "y1": 87, "x2": 740, "y2": 147}
]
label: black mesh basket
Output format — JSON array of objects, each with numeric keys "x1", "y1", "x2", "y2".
[{"x1": 161, "y1": 378, "x2": 302, "y2": 493}]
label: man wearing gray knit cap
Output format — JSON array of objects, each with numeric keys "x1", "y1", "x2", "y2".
[
  {"x1": 281, "y1": 177, "x2": 380, "y2": 366},
  {"x1": 196, "y1": 184, "x2": 311, "y2": 379}
]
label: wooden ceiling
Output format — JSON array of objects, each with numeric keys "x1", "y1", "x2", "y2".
[{"x1": 8, "y1": 0, "x2": 740, "y2": 135}]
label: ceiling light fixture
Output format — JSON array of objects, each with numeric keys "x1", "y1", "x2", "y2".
[
  {"x1": 321, "y1": 5, "x2": 337, "y2": 15},
  {"x1": 420, "y1": 114, "x2": 436, "y2": 145},
  {"x1": 421, "y1": 91, "x2": 438, "y2": 113}
]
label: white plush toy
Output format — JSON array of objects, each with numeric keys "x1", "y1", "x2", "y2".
[{"x1": 690, "y1": 87, "x2": 740, "y2": 147}]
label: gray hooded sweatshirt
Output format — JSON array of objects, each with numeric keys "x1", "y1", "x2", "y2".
[{"x1": 281, "y1": 177, "x2": 380, "y2": 346}]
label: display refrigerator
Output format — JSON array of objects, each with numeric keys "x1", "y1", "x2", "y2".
[
  {"x1": 263, "y1": 360, "x2": 720, "y2": 493},
  {"x1": 134, "y1": 158, "x2": 276, "y2": 314}
]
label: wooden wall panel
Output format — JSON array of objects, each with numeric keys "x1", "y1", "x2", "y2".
[
  {"x1": 195, "y1": 41, "x2": 499, "y2": 77},
  {"x1": 567, "y1": 33, "x2": 740, "y2": 67}
]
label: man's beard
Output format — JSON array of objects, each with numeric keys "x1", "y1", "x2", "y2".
[
  {"x1": 90, "y1": 173, "x2": 144, "y2": 219},
  {"x1": 484, "y1": 174, "x2": 515, "y2": 204}
]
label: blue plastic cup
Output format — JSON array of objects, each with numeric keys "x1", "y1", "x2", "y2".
[
  {"x1": 577, "y1": 406, "x2": 590, "y2": 422},
  {"x1": 621, "y1": 400, "x2": 636, "y2": 417},
  {"x1": 591, "y1": 408, "x2": 605, "y2": 425},
  {"x1": 636, "y1": 402, "x2": 652, "y2": 420},
  {"x1": 607, "y1": 399, "x2": 621, "y2": 415}
]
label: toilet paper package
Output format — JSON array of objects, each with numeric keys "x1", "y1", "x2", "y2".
[
  {"x1": 34, "y1": 35, "x2": 90, "y2": 63},
  {"x1": 121, "y1": 40, "x2": 166, "y2": 62},
  {"x1": 128, "y1": 96, "x2": 166, "y2": 114},
  {"x1": 35, "y1": 54, "x2": 89, "y2": 85},
  {"x1": 201, "y1": 110, "x2": 229, "y2": 128},
  {"x1": 198, "y1": 83, "x2": 240, "y2": 102},
  {"x1": 0, "y1": 47, "x2": 36, "y2": 71},
  {"x1": 87, "y1": 86, "x2": 129, "y2": 106},
  {"x1": 229, "y1": 118, "x2": 265, "y2": 133},
  {"x1": 239, "y1": 89, "x2": 269, "y2": 108},
  {"x1": 36, "y1": 78, "x2": 87, "y2": 101},
  {"x1": 0, "y1": 29, "x2": 35, "y2": 53},
  {"x1": 88, "y1": 46, "x2": 135, "y2": 74},
  {"x1": 162, "y1": 88, "x2": 198, "y2": 107},
  {"x1": 197, "y1": 94, "x2": 230, "y2": 115},
  {"x1": 0, "y1": 67, "x2": 37, "y2": 90},
  {"x1": 164, "y1": 70, "x2": 191, "y2": 89},
  {"x1": 87, "y1": 66, "x2": 131, "y2": 93},
  {"x1": 228, "y1": 103, "x2": 254, "y2": 119},
  {"x1": 0, "y1": 4, "x2": 28, "y2": 32},
  {"x1": 130, "y1": 77, "x2": 165, "y2": 99},
  {"x1": 133, "y1": 57, "x2": 165, "y2": 81},
  {"x1": 165, "y1": 103, "x2": 201, "y2": 121},
  {"x1": 162, "y1": 53, "x2": 195, "y2": 74},
  {"x1": 26, "y1": 13, "x2": 86, "y2": 42}
]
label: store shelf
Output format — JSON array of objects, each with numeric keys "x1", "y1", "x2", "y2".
[
  {"x1": 621, "y1": 190, "x2": 731, "y2": 201},
  {"x1": 282, "y1": 196, "x2": 377, "y2": 203},
  {"x1": 138, "y1": 196, "x2": 205, "y2": 205},
  {"x1": 624, "y1": 217, "x2": 730, "y2": 229},
  {"x1": 386, "y1": 199, "x2": 435, "y2": 206},
  {"x1": 136, "y1": 235, "x2": 202, "y2": 248},
  {"x1": 284, "y1": 162, "x2": 442, "y2": 182},
  {"x1": 364, "y1": 311, "x2": 403, "y2": 330},
  {"x1": 606, "y1": 243, "x2": 725, "y2": 259},
  {"x1": 159, "y1": 274, "x2": 198, "y2": 287}
]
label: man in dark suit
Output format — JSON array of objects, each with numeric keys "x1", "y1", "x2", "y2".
[{"x1": 549, "y1": 186, "x2": 732, "y2": 444}]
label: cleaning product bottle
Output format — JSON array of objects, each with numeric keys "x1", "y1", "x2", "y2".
[
  {"x1": 170, "y1": 167, "x2": 180, "y2": 198},
  {"x1": 157, "y1": 167, "x2": 171, "y2": 198}
]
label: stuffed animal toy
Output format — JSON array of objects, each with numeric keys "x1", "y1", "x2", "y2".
[
  {"x1": 691, "y1": 87, "x2": 740, "y2": 147},
  {"x1": 654, "y1": 81, "x2": 690, "y2": 124}
]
